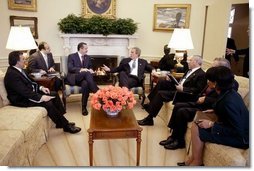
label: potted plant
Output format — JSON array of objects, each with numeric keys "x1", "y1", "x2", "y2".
[{"x1": 58, "y1": 14, "x2": 138, "y2": 36}]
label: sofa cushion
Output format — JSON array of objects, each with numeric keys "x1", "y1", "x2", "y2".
[
  {"x1": 0, "y1": 71, "x2": 10, "y2": 107},
  {"x1": 0, "y1": 106, "x2": 47, "y2": 141}
]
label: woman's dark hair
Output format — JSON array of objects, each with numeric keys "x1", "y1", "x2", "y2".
[
  {"x1": 8, "y1": 51, "x2": 23, "y2": 66},
  {"x1": 205, "y1": 67, "x2": 218, "y2": 82},
  {"x1": 214, "y1": 66, "x2": 234, "y2": 91}
]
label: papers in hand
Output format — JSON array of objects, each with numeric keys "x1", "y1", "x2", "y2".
[{"x1": 167, "y1": 73, "x2": 179, "y2": 85}]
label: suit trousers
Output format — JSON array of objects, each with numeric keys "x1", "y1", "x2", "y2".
[
  {"x1": 147, "y1": 90, "x2": 176, "y2": 118},
  {"x1": 167, "y1": 102, "x2": 198, "y2": 140},
  {"x1": 118, "y1": 71, "x2": 140, "y2": 89},
  {"x1": 75, "y1": 71, "x2": 99, "y2": 109},
  {"x1": 148, "y1": 79, "x2": 176, "y2": 101},
  {"x1": 27, "y1": 91, "x2": 68, "y2": 128}
]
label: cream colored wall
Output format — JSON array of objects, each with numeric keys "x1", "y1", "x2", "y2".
[
  {"x1": 0, "y1": 0, "x2": 248, "y2": 65},
  {"x1": 202, "y1": 0, "x2": 248, "y2": 64}
]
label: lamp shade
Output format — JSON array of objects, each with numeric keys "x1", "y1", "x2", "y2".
[
  {"x1": 168, "y1": 28, "x2": 194, "y2": 50},
  {"x1": 6, "y1": 26, "x2": 37, "y2": 50}
]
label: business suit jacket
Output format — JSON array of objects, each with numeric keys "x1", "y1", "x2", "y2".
[
  {"x1": 110, "y1": 57, "x2": 154, "y2": 82},
  {"x1": 147, "y1": 68, "x2": 206, "y2": 118},
  {"x1": 209, "y1": 89, "x2": 249, "y2": 148},
  {"x1": 4, "y1": 66, "x2": 68, "y2": 127},
  {"x1": 28, "y1": 51, "x2": 56, "y2": 73},
  {"x1": 4, "y1": 66, "x2": 42, "y2": 106},
  {"x1": 66, "y1": 52, "x2": 93, "y2": 85}
]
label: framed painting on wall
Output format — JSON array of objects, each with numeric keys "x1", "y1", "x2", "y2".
[
  {"x1": 82, "y1": 0, "x2": 116, "y2": 18},
  {"x1": 10, "y1": 16, "x2": 38, "y2": 39},
  {"x1": 8, "y1": 0, "x2": 37, "y2": 11},
  {"x1": 153, "y1": 4, "x2": 191, "y2": 32}
]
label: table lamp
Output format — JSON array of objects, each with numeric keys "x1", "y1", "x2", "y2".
[
  {"x1": 6, "y1": 26, "x2": 38, "y2": 68},
  {"x1": 168, "y1": 28, "x2": 194, "y2": 68},
  {"x1": 6, "y1": 26, "x2": 37, "y2": 51}
]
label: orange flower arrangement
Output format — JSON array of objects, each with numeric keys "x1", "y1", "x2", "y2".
[{"x1": 91, "y1": 85, "x2": 136, "y2": 112}]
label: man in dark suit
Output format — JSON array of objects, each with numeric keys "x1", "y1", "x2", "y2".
[
  {"x1": 4, "y1": 51, "x2": 81, "y2": 134},
  {"x1": 67, "y1": 42, "x2": 99, "y2": 115},
  {"x1": 160, "y1": 58, "x2": 239, "y2": 150},
  {"x1": 101, "y1": 47, "x2": 156, "y2": 89},
  {"x1": 28, "y1": 41, "x2": 62, "y2": 91},
  {"x1": 138, "y1": 55, "x2": 207, "y2": 126},
  {"x1": 225, "y1": 37, "x2": 239, "y2": 63}
]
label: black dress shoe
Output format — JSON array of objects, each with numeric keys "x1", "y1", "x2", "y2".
[
  {"x1": 177, "y1": 162, "x2": 204, "y2": 166},
  {"x1": 138, "y1": 117, "x2": 154, "y2": 126},
  {"x1": 164, "y1": 139, "x2": 185, "y2": 150},
  {"x1": 56, "y1": 122, "x2": 75, "y2": 129},
  {"x1": 177, "y1": 162, "x2": 187, "y2": 166},
  {"x1": 159, "y1": 136, "x2": 174, "y2": 146},
  {"x1": 63, "y1": 124, "x2": 81, "y2": 134},
  {"x1": 82, "y1": 108, "x2": 88, "y2": 116}
]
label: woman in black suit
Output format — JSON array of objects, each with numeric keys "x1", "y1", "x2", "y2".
[{"x1": 179, "y1": 66, "x2": 249, "y2": 166}]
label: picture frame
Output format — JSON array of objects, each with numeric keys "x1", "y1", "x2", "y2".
[
  {"x1": 153, "y1": 4, "x2": 191, "y2": 32},
  {"x1": 8, "y1": 0, "x2": 37, "y2": 12},
  {"x1": 82, "y1": 0, "x2": 116, "y2": 19},
  {"x1": 10, "y1": 16, "x2": 38, "y2": 39}
]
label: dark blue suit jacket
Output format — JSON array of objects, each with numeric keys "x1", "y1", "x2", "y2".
[{"x1": 66, "y1": 52, "x2": 93, "y2": 85}]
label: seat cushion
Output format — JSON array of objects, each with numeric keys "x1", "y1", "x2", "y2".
[
  {"x1": 130, "y1": 87, "x2": 144, "y2": 95},
  {"x1": 64, "y1": 85, "x2": 82, "y2": 96}
]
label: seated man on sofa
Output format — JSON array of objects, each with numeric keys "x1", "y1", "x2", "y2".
[
  {"x1": 138, "y1": 55, "x2": 207, "y2": 126},
  {"x1": 178, "y1": 66, "x2": 249, "y2": 166},
  {"x1": 4, "y1": 51, "x2": 81, "y2": 134},
  {"x1": 160, "y1": 58, "x2": 239, "y2": 150}
]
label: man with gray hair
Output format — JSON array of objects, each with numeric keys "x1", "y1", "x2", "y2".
[
  {"x1": 159, "y1": 57, "x2": 238, "y2": 150},
  {"x1": 138, "y1": 55, "x2": 207, "y2": 126}
]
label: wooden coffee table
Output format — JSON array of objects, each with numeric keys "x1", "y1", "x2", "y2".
[{"x1": 87, "y1": 108, "x2": 143, "y2": 166}]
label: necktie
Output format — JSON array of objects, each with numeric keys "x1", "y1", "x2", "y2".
[
  {"x1": 21, "y1": 70, "x2": 37, "y2": 92},
  {"x1": 131, "y1": 59, "x2": 136, "y2": 71},
  {"x1": 82, "y1": 55, "x2": 86, "y2": 67}
]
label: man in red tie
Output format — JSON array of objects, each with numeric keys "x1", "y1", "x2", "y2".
[{"x1": 67, "y1": 42, "x2": 99, "y2": 115}]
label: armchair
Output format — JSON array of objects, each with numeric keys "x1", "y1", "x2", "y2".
[
  {"x1": 112, "y1": 74, "x2": 146, "y2": 106},
  {"x1": 60, "y1": 56, "x2": 83, "y2": 109}
]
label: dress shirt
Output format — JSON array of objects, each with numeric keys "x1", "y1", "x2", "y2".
[{"x1": 129, "y1": 58, "x2": 138, "y2": 76}]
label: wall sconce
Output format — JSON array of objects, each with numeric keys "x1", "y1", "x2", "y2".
[
  {"x1": 6, "y1": 26, "x2": 37, "y2": 51},
  {"x1": 168, "y1": 28, "x2": 194, "y2": 68}
]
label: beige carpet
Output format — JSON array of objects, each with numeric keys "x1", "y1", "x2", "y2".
[{"x1": 32, "y1": 95, "x2": 186, "y2": 166}]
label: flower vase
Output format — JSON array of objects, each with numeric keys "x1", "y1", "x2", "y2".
[{"x1": 104, "y1": 109, "x2": 120, "y2": 117}]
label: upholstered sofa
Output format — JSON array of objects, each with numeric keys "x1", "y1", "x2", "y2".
[
  {"x1": 158, "y1": 75, "x2": 250, "y2": 166},
  {"x1": 0, "y1": 70, "x2": 53, "y2": 166}
]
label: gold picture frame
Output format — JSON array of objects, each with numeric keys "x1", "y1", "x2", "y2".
[
  {"x1": 10, "y1": 16, "x2": 38, "y2": 39},
  {"x1": 8, "y1": 0, "x2": 37, "y2": 11},
  {"x1": 82, "y1": 0, "x2": 116, "y2": 18},
  {"x1": 153, "y1": 4, "x2": 191, "y2": 32}
]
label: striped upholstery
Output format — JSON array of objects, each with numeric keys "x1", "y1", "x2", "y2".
[
  {"x1": 60, "y1": 56, "x2": 83, "y2": 109},
  {"x1": 130, "y1": 87, "x2": 144, "y2": 95},
  {"x1": 64, "y1": 85, "x2": 82, "y2": 96}
]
